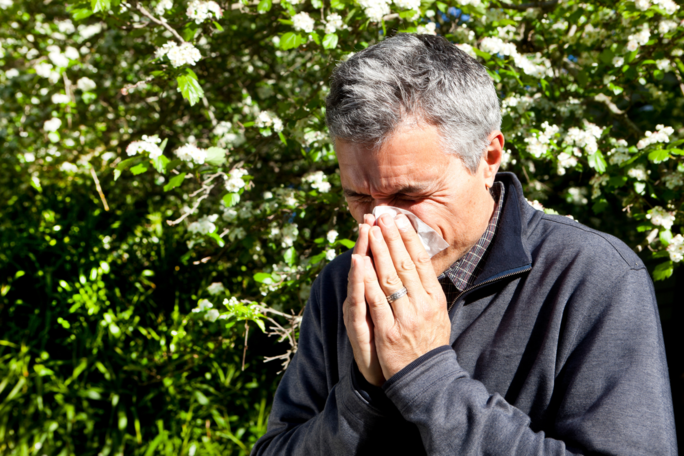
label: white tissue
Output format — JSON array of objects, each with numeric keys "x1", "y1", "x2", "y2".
[{"x1": 372, "y1": 206, "x2": 450, "y2": 258}]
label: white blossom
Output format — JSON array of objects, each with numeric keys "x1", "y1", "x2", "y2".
[
  {"x1": 157, "y1": 42, "x2": 202, "y2": 67},
  {"x1": 175, "y1": 143, "x2": 206, "y2": 164},
  {"x1": 627, "y1": 25, "x2": 651, "y2": 51},
  {"x1": 228, "y1": 227, "x2": 246, "y2": 241},
  {"x1": 628, "y1": 164, "x2": 648, "y2": 181},
  {"x1": 557, "y1": 152, "x2": 578, "y2": 175},
  {"x1": 393, "y1": 0, "x2": 419, "y2": 8},
  {"x1": 590, "y1": 174, "x2": 610, "y2": 199},
  {"x1": 78, "y1": 23, "x2": 103, "y2": 39},
  {"x1": 325, "y1": 249, "x2": 336, "y2": 261},
  {"x1": 667, "y1": 234, "x2": 684, "y2": 262},
  {"x1": 51, "y1": 93, "x2": 70, "y2": 104},
  {"x1": 303, "y1": 170, "x2": 331, "y2": 193},
  {"x1": 187, "y1": 0, "x2": 222, "y2": 24},
  {"x1": 127, "y1": 135, "x2": 163, "y2": 159},
  {"x1": 417, "y1": 22, "x2": 437, "y2": 35},
  {"x1": 612, "y1": 56, "x2": 624, "y2": 67},
  {"x1": 358, "y1": 0, "x2": 390, "y2": 22},
  {"x1": 325, "y1": 13, "x2": 347, "y2": 34},
  {"x1": 61, "y1": 162, "x2": 78, "y2": 173},
  {"x1": 76, "y1": 77, "x2": 96, "y2": 91},
  {"x1": 55, "y1": 20, "x2": 76, "y2": 34},
  {"x1": 525, "y1": 121, "x2": 559, "y2": 158},
  {"x1": 225, "y1": 167, "x2": 249, "y2": 192},
  {"x1": 455, "y1": 43, "x2": 477, "y2": 59},
  {"x1": 634, "y1": 0, "x2": 650, "y2": 10},
  {"x1": 281, "y1": 224, "x2": 299, "y2": 247},
  {"x1": 188, "y1": 214, "x2": 219, "y2": 235},
  {"x1": 205, "y1": 308, "x2": 220, "y2": 321},
  {"x1": 636, "y1": 124, "x2": 674, "y2": 149},
  {"x1": 43, "y1": 117, "x2": 62, "y2": 132},
  {"x1": 608, "y1": 139, "x2": 631, "y2": 165},
  {"x1": 207, "y1": 282, "x2": 225, "y2": 295},
  {"x1": 34, "y1": 62, "x2": 55, "y2": 79},
  {"x1": 156, "y1": 0, "x2": 173, "y2": 15},
  {"x1": 564, "y1": 122, "x2": 603, "y2": 155},
  {"x1": 5, "y1": 68, "x2": 18, "y2": 78},
  {"x1": 663, "y1": 172, "x2": 684, "y2": 189},
  {"x1": 293, "y1": 12, "x2": 315, "y2": 34},
  {"x1": 327, "y1": 230, "x2": 338, "y2": 243},
  {"x1": 653, "y1": 0, "x2": 679, "y2": 14},
  {"x1": 646, "y1": 206, "x2": 675, "y2": 230},
  {"x1": 656, "y1": 59, "x2": 671, "y2": 71},
  {"x1": 192, "y1": 299, "x2": 218, "y2": 320},
  {"x1": 0, "y1": 0, "x2": 13, "y2": 9},
  {"x1": 659, "y1": 20, "x2": 678, "y2": 34}
]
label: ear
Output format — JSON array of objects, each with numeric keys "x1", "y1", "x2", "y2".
[{"x1": 482, "y1": 131, "x2": 504, "y2": 188}]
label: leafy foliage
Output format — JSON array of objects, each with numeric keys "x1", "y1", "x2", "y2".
[{"x1": 1, "y1": 0, "x2": 683, "y2": 453}]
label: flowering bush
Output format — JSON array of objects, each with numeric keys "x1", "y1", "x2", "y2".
[{"x1": 1, "y1": 0, "x2": 683, "y2": 452}]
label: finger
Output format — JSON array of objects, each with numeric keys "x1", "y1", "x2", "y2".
[
  {"x1": 363, "y1": 256, "x2": 395, "y2": 333},
  {"x1": 345, "y1": 255, "x2": 370, "y2": 342},
  {"x1": 364, "y1": 213, "x2": 376, "y2": 227},
  {"x1": 393, "y1": 213, "x2": 443, "y2": 299},
  {"x1": 353, "y1": 224, "x2": 371, "y2": 256},
  {"x1": 375, "y1": 213, "x2": 425, "y2": 298},
  {"x1": 368, "y1": 225, "x2": 413, "y2": 319}
]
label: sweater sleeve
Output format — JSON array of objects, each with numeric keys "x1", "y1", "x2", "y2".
[
  {"x1": 251, "y1": 277, "x2": 396, "y2": 455},
  {"x1": 381, "y1": 267, "x2": 677, "y2": 456}
]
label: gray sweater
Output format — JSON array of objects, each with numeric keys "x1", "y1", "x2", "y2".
[{"x1": 252, "y1": 173, "x2": 677, "y2": 455}]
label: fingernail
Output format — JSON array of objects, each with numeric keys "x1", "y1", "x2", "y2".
[
  {"x1": 395, "y1": 214, "x2": 410, "y2": 231},
  {"x1": 371, "y1": 226, "x2": 382, "y2": 237}
]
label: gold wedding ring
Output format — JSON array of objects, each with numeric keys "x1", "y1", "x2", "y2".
[{"x1": 386, "y1": 287, "x2": 408, "y2": 303}]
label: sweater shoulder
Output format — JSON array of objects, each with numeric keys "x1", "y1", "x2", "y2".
[{"x1": 532, "y1": 212, "x2": 644, "y2": 271}]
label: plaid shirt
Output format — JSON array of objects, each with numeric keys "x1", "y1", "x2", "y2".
[{"x1": 439, "y1": 182, "x2": 505, "y2": 308}]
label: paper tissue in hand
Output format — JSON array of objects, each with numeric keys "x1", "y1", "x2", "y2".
[{"x1": 372, "y1": 206, "x2": 450, "y2": 258}]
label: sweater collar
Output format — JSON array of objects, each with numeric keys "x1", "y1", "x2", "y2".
[{"x1": 471, "y1": 172, "x2": 533, "y2": 287}]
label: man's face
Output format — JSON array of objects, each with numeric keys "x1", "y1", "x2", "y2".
[{"x1": 336, "y1": 123, "x2": 501, "y2": 274}]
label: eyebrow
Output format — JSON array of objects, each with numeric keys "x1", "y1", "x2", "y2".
[{"x1": 342, "y1": 184, "x2": 431, "y2": 198}]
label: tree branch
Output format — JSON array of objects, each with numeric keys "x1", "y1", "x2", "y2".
[
  {"x1": 133, "y1": 3, "x2": 186, "y2": 43},
  {"x1": 493, "y1": 0, "x2": 560, "y2": 10}
]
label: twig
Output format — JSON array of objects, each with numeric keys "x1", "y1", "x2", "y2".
[
  {"x1": 90, "y1": 167, "x2": 110, "y2": 211},
  {"x1": 202, "y1": 97, "x2": 218, "y2": 127},
  {"x1": 134, "y1": 3, "x2": 186, "y2": 43},
  {"x1": 241, "y1": 321, "x2": 250, "y2": 371},
  {"x1": 121, "y1": 76, "x2": 155, "y2": 96},
  {"x1": 166, "y1": 193, "x2": 210, "y2": 225}
]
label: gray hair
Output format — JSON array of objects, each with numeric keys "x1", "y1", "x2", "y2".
[{"x1": 325, "y1": 34, "x2": 501, "y2": 173}]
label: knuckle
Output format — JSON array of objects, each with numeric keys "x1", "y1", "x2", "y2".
[
  {"x1": 398, "y1": 257, "x2": 416, "y2": 273},
  {"x1": 382, "y1": 274, "x2": 403, "y2": 290},
  {"x1": 415, "y1": 253, "x2": 432, "y2": 267}
]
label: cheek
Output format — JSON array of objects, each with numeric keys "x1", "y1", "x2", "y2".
[{"x1": 346, "y1": 201, "x2": 371, "y2": 223}]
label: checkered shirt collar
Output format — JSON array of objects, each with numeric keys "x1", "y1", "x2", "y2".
[{"x1": 440, "y1": 182, "x2": 505, "y2": 293}]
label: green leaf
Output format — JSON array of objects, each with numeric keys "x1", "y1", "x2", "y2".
[
  {"x1": 159, "y1": 138, "x2": 168, "y2": 153},
  {"x1": 257, "y1": 0, "x2": 272, "y2": 13},
  {"x1": 473, "y1": 48, "x2": 491, "y2": 61},
  {"x1": 648, "y1": 149, "x2": 670, "y2": 163},
  {"x1": 337, "y1": 239, "x2": 356, "y2": 249},
  {"x1": 91, "y1": 0, "x2": 110, "y2": 13},
  {"x1": 130, "y1": 163, "x2": 148, "y2": 175},
  {"x1": 166, "y1": 159, "x2": 181, "y2": 171},
  {"x1": 205, "y1": 147, "x2": 227, "y2": 167},
  {"x1": 176, "y1": 69, "x2": 204, "y2": 106},
  {"x1": 71, "y1": 7, "x2": 94, "y2": 20},
  {"x1": 311, "y1": 0, "x2": 323, "y2": 7},
  {"x1": 163, "y1": 173, "x2": 186, "y2": 192},
  {"x1": 194, "y1": 390, "x2": 209, "y2": 406},
  {"x1": 152, "y1": 155, "x2": 169, "y2": 174},
  {"x1": 223, "y1": 193, "x2": 240, "y2": 207},
  {"x1": 587, "y1": 151, "x2": 607, "y2": 173},
  {"x1": 653, "y1": 260, "x2": 674, "y2": 281},
  {"x1": 208, "y1": 232, "x2": 225, "y2": 247},
  {"x1": 310, "y1": 252, "x2": 326, "y2": 264},
  {"x1": 280, "y1": 32, "x2": 303, "y2": 50},
  {"x1": 278, "y1": 131, "x2": 287, "y2": 145},
  {"x1": 592, "y1": 200, "x2": 608, "y2": 214},
  {"x1": 253, "y1": 272, "x2": 274, "y2": 284},
  {"x1": 118, "y1": 410, "x2": 128, "y2": 431},
  {"x1": 311, "y1": 32, "x2": 321, "y2": 46},
  {"x1": 660, "y1": 230, "x2": 673, "y2": 247},
  {"x1": 331, "y1": 0, "x2": 344, "y2": 9},
  {"x1": 284, "y1": 247, "x2": 296, "y2": 266},
  {"x1": 436, "y1": 1, "x2": 447, "y2": 12},
  {"x1": 213, "y1": 21, "x2": 224, "y2": 31},
  {"x1": 322, "y1": 33, "x2": 339, "y2": 49},
  {"x1": 114, "y1": 156, "x2": 144, "y2": 181}
]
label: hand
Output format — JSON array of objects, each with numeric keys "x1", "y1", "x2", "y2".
[
  {"x1": 363, "y1": 213, "x2": 451, "y2": 380},
  {"x1": 342, "y1": 215, "x2": 385, "y2": 387}
]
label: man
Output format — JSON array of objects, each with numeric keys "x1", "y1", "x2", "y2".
[{"x1": 252, "y1": 34, "x2": 677, "y2": 455}]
